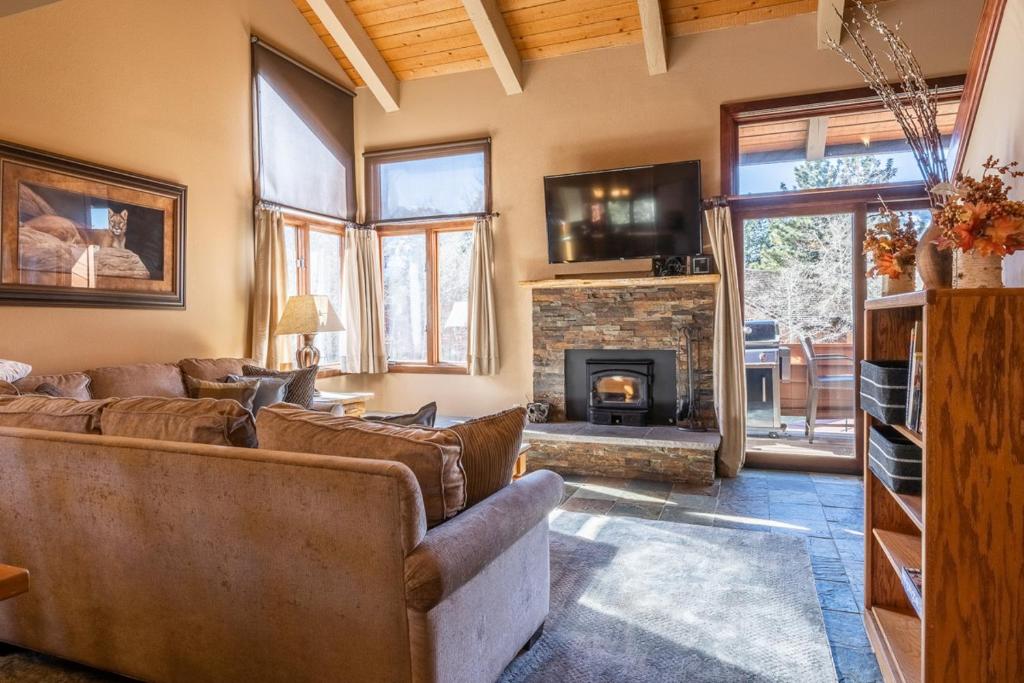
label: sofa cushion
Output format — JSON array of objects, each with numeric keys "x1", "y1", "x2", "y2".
[
  {"x1": 87, "y1": 363, "x2": 187, "y2": 399},
  {"x1": 0, "y1": 395, "x2": 114, "y2": 434},
  {"x1": 14, "y1": 372, "x2": 92, "y2": 400},
  {"x1": 0, "y1": 381, "x2": 18, "y2": 396},
  {"x1": 256, "y1": 405, "x2": 466, "y2": 526},
  {"x1": 226, "y1": 375, "x2": 289, "y2": 413},
  {"x1": 452, "y1": 407, "x2": 528, "y2": 507},
  {"x1": 242, "y1": 365, "x2": 318, "y2": 408},
  {"x1": 0, "y1": 360, "x2": 32, "y2": 383},
  {"x1": 184, "y1": 376, "x2": 259, "y2": 412},
  {"x1": 101, "y1": 397, "x2": 257, "y2": 448},
  {"x1": 178, "y1": 357, "x2": 256, "y2": 382}
]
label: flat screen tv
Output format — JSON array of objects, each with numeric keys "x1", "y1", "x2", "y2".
[{"x1": 544, "y1": 160, "x2": 702, "y2": 264}]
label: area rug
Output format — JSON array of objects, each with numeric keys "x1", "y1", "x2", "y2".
[{"x1": 500, "y1": 510, "x2": 838, "y2": 683}]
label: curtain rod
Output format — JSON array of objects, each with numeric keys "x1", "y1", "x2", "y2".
[
  {"x1": 363, "y1": 137, "x2": 492, "y2": 159},
  {"x1": 251, "y1": 36, "x2": 357, "y2": 98},
  {"x1": 256, "y1": 200, "x2": 353, "y2": 226},
  {"x1": 367, "y1": 212, "x2": 500, "y2": 226}
]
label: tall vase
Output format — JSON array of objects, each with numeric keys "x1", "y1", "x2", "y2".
[
  {"x1": 953, "y1": 251, "x2": 1004, "y2": 288},
  {"x1": 916, "y1": 213, "x2": 952, "y2": 289}
]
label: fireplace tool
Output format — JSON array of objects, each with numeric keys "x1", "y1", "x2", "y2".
[{"x1": 677, "y1": 326, "x2": 707, "y2": 432}]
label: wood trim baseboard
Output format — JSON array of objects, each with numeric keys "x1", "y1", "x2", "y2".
[{"x1": 950, "y1": 0, "x2": 1009, "y2": 176}]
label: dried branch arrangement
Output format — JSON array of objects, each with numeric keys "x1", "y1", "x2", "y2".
[{"x1": 825, "y1": 0, "x2": 948, "y2": 199}]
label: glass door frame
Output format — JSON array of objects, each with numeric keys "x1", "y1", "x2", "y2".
[{"x1": 731, "y1": 186, "x2": 931, "y2": 474}]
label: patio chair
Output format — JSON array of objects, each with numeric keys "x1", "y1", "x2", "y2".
[{"x1": 800, "y1": 336, "x2": 855, "y2": 443}]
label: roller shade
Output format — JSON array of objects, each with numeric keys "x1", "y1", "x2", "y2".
[{"x1": 253, "y1": 40, "x2": 355, "y2": 221}]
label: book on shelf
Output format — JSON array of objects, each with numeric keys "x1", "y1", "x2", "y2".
[
  {"x1": 905, "y1": 321, "x2": 924, "y2": 434},
  {"x1": 900, "y1": 566, "x2": 924, "y2": 617}
]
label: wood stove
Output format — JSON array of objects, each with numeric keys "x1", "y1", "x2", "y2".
[{"x1": 586, "y1": 358, "x2": 654, "y2": 426}]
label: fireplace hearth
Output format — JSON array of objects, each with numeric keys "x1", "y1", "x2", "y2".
[{"x1": 587, "y1": 358, "x2": 654, "y2": 426}]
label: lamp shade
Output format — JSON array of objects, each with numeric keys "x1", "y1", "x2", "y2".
[{"x1": 275, "y1": 295, "x2": 344, "y2": 335}]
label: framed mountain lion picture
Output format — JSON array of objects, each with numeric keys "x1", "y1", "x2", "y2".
[{"x1": 0, "y1": 141, "x2": 186, "y2": 308}]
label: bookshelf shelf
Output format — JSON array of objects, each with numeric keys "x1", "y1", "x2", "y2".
[{"x1": 862, "y1": 288, "x2": 1024, "y2": 681}]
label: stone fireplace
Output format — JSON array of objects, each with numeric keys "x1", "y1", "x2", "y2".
[{"x1": 531, "y1": 279, "x2": 716, "y2": 427}]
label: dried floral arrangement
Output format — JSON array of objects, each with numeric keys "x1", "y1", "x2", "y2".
[
  {"x1": 825, "y1": 0, "x2": 948, "y2": 198},
  {"x1": 865, "y1": 206, "x2": 918, "y2": 279},
  {"x1": 934, "y1": 157, "x2": 1024, "y2": 256}
]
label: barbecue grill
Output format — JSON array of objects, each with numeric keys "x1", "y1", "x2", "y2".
[{"x1": 744, "y1": 320, "x2": 791, "y2": 437}]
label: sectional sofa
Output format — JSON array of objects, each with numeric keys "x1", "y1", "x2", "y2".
[{"x1": 0, "y1": 358, "x2": 562, "y2": 682}]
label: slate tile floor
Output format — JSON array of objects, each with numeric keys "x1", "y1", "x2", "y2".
[{"x1": 557, "y1": 468, "x2": 882, "y2": 683}]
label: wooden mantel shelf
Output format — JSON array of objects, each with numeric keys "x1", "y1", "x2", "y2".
[{"x1": 518, "y1": 274, "x2": 720, "y2": 289}]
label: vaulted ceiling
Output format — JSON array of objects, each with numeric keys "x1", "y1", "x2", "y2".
[{"x1": 293, "y1": 0, "x2": 864, "y2": 111}]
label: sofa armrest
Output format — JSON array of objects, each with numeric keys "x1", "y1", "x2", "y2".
[{"x1": 404, "y1": 469, "x2": 563, "y2": 611}]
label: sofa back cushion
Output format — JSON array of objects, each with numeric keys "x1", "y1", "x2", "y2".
[
  {"x1": 0, "y1": 395, "x2": 114, "y2": 434},
  {"x1": 452, "y1": 407, "x2": 528, "y2": 507},
  {"x1": 178, "y1": 357, "x2": 256, "y2": 382},
  {"x1": 101, "y1": 397, "x2": 257, "y2": 448},
  {"x1": 14, "y1": 372, "x2": 92, "y2": 400},
  {"x1": 87, "y1": 363, "x2": 187, "y2": 399},
  {"x1": 256, "y1": 405, "x2": 466, "y2": 526}
]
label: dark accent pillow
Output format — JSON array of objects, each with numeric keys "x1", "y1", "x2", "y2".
[
  {"x1": 451, "y1": 407, "x2": 528, "y2": 507},
  {"x1": 242, "y1": 365, "x2": 318, "y2": 408},
  {"x1": 184, "y1": 375, "x2": 259, "y2": 412},
  {"x1": 226, "y1": 374, "x2": 289, "y2": 413},
  {"x1": 28, "y1": 382, "x2": 64, "y2": 397},
  {"x1": 366, "y1": 402, "x2": 438, "y2": 428}
]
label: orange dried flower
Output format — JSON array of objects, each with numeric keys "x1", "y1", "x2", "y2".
[
  {"x1": 935, "y1": 157, "x2": 1024, "y2": 255},
  {"x1": 864, "y1": 208, "x2": 918, "y2": 279}
]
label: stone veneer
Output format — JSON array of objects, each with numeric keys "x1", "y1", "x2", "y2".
[{"x1": 531, "y1": 282, "x2": 716, "y2": 426}]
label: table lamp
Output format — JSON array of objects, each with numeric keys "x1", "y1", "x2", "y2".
[{"x1": 275, "y1": 295, "x2": 344, "y2": 369}]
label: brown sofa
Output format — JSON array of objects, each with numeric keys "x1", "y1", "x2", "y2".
[{"x1": 0, "y1": 359, "x2": 563, "y2": 682}]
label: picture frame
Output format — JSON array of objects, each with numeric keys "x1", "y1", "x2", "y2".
[{"x1": 0, "y1": 141, "x2": 186, "y2": 308}]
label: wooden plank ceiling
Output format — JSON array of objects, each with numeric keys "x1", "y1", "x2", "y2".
[{"x1": 294, "y1": 0, "x2": 829, "y2": 87}]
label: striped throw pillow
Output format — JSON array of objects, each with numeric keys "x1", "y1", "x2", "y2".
[{"x1": 452, "y1": 407, "x2": 527, "y2": 507}]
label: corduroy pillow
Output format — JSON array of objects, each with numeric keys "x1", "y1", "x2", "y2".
[
  {"x1": 184, "y1": 375, "x2": 259, "y2": 412},
  {"x1": 451, "y1": 407, "x2": 528, "y2": 507},
  {"x1": 0, "y1": 381, "x2": 20, "y2": 397},
  {"x1": 242, "y1": 365, "x2": 318, "y2": 408},
  {"x1": 256, "y1": 405, "x2": 466, "y2": 526}
]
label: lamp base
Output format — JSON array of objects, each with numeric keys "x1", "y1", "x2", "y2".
[{"x1": 296, "y1": 333, "x2": 321, "y2": 370}]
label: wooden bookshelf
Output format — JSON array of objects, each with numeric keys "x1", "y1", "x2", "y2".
[{"x1": 862, "y1": 288, "x2": 1024, "y2": 682}]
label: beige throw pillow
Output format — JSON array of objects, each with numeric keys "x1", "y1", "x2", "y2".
[
  {"x1": 451, "y1": 407, "x2": 528, "y2": 507},
  {"x1": 256, "y1": 405, "x2": 466, "y2": 526},
  {"x1": 101, "y1": 397, "x2": 257, "y2": 448},
  {"x1": 14, "y1": 372, "x2": 92, "y2": 400},
  {"x1": 185, "y1": 375, "x2": 259, "y2": 412}
]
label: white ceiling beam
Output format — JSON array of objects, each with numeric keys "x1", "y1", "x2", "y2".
[
  {"x1": 461, "y1": 0, "x2": 524, "y2": 95},
  {"x1": 806, "y1": 116, "x2": 829, "y2": 161},
  {"x1": 306, "y1": 0, "x2": 400, "y2": 112},
  {"x1": 637, "y1": 0, "x2": 668, "y2": 75},
  {"x1": 817, "y1": 0, "x2": 847, "y2": 50},
  {"x1": 0, "y1": 0, "x2": 62, "y2": 17}
]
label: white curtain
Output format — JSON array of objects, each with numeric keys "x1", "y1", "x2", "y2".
[
  {"x1": 705, "y1": 205, "x2": 747, "y2": 477},
  {"x1": 467, "y1": 216, "x2": 499, "y2": 375},
  {"x1": 342, "y1": 227, "x2": 388, "y2": 373},
  {"x1": 251, "y1": 207, "x2": 289, "y2": 369}
]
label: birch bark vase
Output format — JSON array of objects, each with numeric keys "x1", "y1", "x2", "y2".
[
  {"x1": 882, "y1": 266, "x2": 916, "y2": 295},
  {"x1": 954, "y1": 251, "x2": 1004, "y2": 288},
  {"x1": 916, "y1": 214, "x2": 952, "y2": 289}
]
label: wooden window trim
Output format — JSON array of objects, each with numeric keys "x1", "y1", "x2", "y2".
[
  {"x1": 364, "y1": 137, "x2": 491, "y2": 224},
  {"x1": 282, "y1": 213, "x2": 346, "y2": 376},
  {"x1": 378, "y1": 220, "x2": 474, "y2": 374}
]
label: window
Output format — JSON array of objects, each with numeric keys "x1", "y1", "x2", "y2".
[
  {"x1": 282, "y1": 215, "x2": 346, "y2": 369},
  {"x1": 366, "y1": 139, "x2": 490, "y2": 223},
  {"x1": 379, "y1": 223, "x2": 473, "y2": 373}
]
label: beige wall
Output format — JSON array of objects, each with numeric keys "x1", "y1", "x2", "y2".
[
  {"x1": 959, "y1": 0, "x2": 1024, "y2": 285},
  {"x1": 0, "y1": 0, "x2": 347, "y2": 373},
  {"x1": 329, "y1": 0, "x2": 981, "y2": 416}
]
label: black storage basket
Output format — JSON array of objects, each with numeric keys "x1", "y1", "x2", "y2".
[
  {"x1": 860, "y1": 360, "x2": 909, "y2": 425},
  {"x1": 868, "y1": 425, "x2": 922, "y2": 494}
]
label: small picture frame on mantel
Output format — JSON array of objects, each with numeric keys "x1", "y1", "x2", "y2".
[
  {"x1": 691, "y1": 255, "x2": 713, "y2": 275},
  {"x1": 0, "y1": 140, "x2": 186, "y2": 309}
]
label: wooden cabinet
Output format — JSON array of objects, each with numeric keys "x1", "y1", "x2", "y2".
[{"x1": 863, "y1": 289, "x2": 1024, "y2": 682}]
